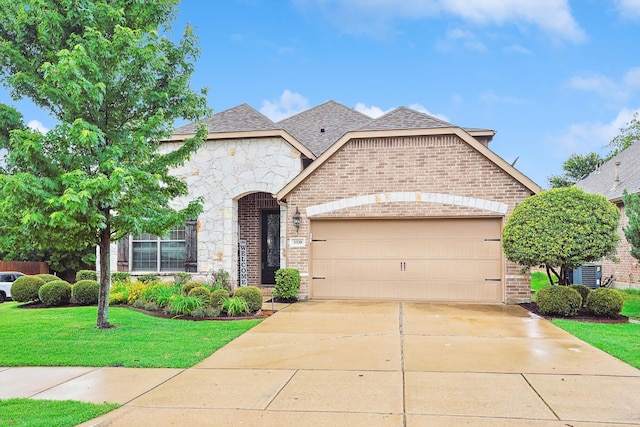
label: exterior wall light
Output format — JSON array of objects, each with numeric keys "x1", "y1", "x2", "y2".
[{"x1": 292, "y1": 207, "x2": 301, "y2": 233}]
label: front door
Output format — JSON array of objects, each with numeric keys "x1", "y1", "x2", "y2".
[{"x1": 261, "y1": 210, "x2": 280, "y2": 284}]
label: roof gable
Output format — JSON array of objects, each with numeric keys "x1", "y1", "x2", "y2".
[
  {"x1": 174, "y1": 104, "x2": 277, "y2": 135},
  {"x1": 576, "y1": 141, "x2": 640, "y2": 201},
  {"x1": 277, "y1": 100, "x2": 372, "y2": 156},
  {"x1": 359, "y1": 107, "x2": 453, "y2": 131}
]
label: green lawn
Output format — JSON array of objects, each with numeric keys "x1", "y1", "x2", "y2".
[
  {"x1": 551, "y1": 320, "x2": 640, "y2": 369},
  {"x1": 0, "y1": 399, "x2": 118, "y2": 427},
  {"x1": 0, "y1": 302, "x2": 262, "y2": 368},
  {"x1": 621, "y1": 289, "x2": 640, "y2": 319},
  {"x1": 531, "y1": 271, "x2": 554, "y2": 293}
]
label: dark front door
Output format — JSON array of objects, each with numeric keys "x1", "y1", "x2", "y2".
[{"x1": 261, "y1": 210, "x2": 280, "y2": 284}]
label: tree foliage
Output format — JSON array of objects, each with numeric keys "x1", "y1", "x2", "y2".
[
  {"x1": 623, "y1": 189, "x2": 640, "y2": 263},
  {"x1": 608, "y1": 112, "x2": 640, "y2": 158},
  {"x1": 503, "y1": 187, "x2": 620, "y2": 285},
  {"x1": 0, "y1": 0, "x2": 210, "y2": 328}
]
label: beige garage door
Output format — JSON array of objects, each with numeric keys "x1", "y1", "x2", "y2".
[{"x1": 310, "y1": 218, "x2": 503, "y2": 302}]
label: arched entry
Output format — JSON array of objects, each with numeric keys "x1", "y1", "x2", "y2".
[{"x1": 237, "y1": 192, "x2": 280, "y2": 286}]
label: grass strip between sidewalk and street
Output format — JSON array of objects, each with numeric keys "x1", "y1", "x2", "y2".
[{"x1": 0, "y1": 302, "x2": 261, "y2": 368}]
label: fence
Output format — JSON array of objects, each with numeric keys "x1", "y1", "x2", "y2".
[{"x1": 0, "y1": 261, "x2": 49, "y2": 275}]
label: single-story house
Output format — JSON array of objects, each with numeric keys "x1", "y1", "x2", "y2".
[
  {"x1": 576, "y1": 141, "x2": 640, "y2": 287},
  {"x1": 110, "y1": 101, "x2": 541, "y2": 303}
]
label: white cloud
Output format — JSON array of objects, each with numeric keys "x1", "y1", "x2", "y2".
[
  {"x1": 294, "y1": 0, "x2": 586, "y2": 42},
  {"x1": 27, "y1": 120, "x2": 49, "y2": 134},
  {"x1": 504, "y1": 44, "x2": 533, "y2": 55},
  {"x1": 616, "y1": 0, "x2": 640, "y2": 19},
  {"x1": 567, "y1": 68, "x2": 640, "y2": 102},
  {"x1": 437, "y1": 28, "x2": 487, "y2": 52},
  {"x1": 624, "y1": 67, "x2": 640, "y2": 89},
  {"x1": 260, "y1": 90, "x2": 310, "y2": 122},
  {"x1": 355, "y1": 102, "x2": 449, "y2": 121},
  {"x1": 549, "y1": 108, "x2": 640, "y2": 156}
]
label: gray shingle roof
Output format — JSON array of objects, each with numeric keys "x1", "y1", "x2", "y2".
[
  {"x1": 575, "y1": 141, "x2": 640, "y2": 201},
  {"x1": 277, "y1": 100, "x2": 372, "y2": 156},
  {"x1": 174, "y1": 103, "x2": 277, "y2": 135},
  {"x1": 359, "y1": 106, "x2": 454, "y2": 131}
]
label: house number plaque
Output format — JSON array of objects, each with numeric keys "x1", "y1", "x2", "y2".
[
  {"x1": 239, "y1": 239, "x2": 248, "y2": 287},
  {"x1": 289, "y1": 237, "x2": 306, "y2": 248}
]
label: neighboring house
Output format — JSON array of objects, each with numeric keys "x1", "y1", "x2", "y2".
[
  {"x1": 576, "y1": 141, "x2": 640, "y2": 287},
  {"x1": 111, "y1": 101, "x2": 541, "y2": 303}
]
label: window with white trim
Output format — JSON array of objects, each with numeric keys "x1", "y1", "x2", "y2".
[{"x1": 131, "y1": 226, "x2": 186, "y2": 272}]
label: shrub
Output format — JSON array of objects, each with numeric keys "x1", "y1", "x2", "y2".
[
  {"x1": 212, "y1": 269, "x2": 230, "y2": 290},
  {"x1": 535, "y1": 285, "x2": 582, "y2": 316},
  {"x1": 274, "y1": 268, "x2": 300, "y2": 301},
  {"x1": 11, "y1": 276, "x2": 45, "y2": 302},
  {"x1": 144, "y1": 301, "x2": 159, "y2": 311},
  {"x1": 72, "y1": 280, "x2": 100, "y2": 305},
  {"x1": 182, "y1": 281, "x2": 203, "y2": 295},
  {"x1": 76, "y1": 270, "x2": 97, "y2": 281},
  {"x1": 569, "y1": 284, "x2": 591, "y2": 307},
  {"x1": 111, "y1": 272, "x2": 131, "y2": 283},
  {"x1": 142, "y1": 283, "x2": 176, "y2": 308},
  {"x1": 165, "y1": 294, "x2": 203, "y2": 316},
  {"x1": 188, "y1": 286, "x2": 212, "y2": 300},
  {"x1": 222, "y1": 296, "x2": 249, "y2": 317},
  {"x1": 137, "y1": 274, "x2": 158, "y2": 283},
  {"x1": 126, "y1": 281, "x2": 148, "y2": 305},
  {"x1": 38, "y1": 274, "x2": 59, "y2": 283},
  {"x1": 109, "y1": 281, "x2": 129, "y2": 304},
  {"x1": 234, "y1": 286, "x2": 263, "y2": 313},
  {"x1": 174, "y1": 272, "x2": 191, "y2": 287},
  {"x1": 586, "y1": 288, "x2": 624, "y2": 317},
  {"x1": 210, "y1": 288, "x2": 230, "y2": 308},
  {"x1": 38, "y1": 280, "x2": 72, "y2": 306}
]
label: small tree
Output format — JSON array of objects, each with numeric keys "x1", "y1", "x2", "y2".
[
  {"x1": 623, "y1": 189, "x2": 640, "y2": 262},
  {"x1": 548, "y1": 152, "x2": 604, "y2": 188},
  {"x1": 503, "y1": 187, "x2": 620, "y2": 285}
]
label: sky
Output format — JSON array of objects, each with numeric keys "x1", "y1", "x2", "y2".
[{"x1": 2, "y1": 0, "x2": 640, "y2": 187}]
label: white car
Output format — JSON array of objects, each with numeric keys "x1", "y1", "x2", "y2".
[{"x1": 0, "y1": 272, "x2": 24, "y2": 303}]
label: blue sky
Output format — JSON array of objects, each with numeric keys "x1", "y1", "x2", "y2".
[{"x1": 2, "y1": 0, "x2": 640, "y2": 187}]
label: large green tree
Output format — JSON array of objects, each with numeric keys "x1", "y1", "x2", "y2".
[
  {"x1": 503, "y1": 187, "x2": 620, "y2": 285},
  {"x1": 0, "y1": 0, "x2": 210, "y2": 328},
  {"x1": 623, "y1": 189, "x2": 640, "y2": 263}
]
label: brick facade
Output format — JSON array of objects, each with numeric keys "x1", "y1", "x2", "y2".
[
  {"x1": 602, "y1": 203, "x2": 640, "y2": 286},
  {"x1": 283, "y1": 135, "x2": 534, "y2": 303}
]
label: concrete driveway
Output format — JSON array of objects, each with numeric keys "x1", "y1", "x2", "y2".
[{"x1": 6, "y1": 301, "x2": 640, "y2": 426}]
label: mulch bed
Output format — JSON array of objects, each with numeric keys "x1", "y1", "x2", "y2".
[{"x1": 520, "y1": 302, "x2": 629, "y2": 324}]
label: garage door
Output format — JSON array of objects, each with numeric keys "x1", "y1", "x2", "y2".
[{"x1": 310, "y1": 218, "x2": 503, "y2": 302}]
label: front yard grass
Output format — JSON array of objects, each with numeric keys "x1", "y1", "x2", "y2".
[
  {"x1": 0, "y1": 399, "x2": 118, "y2": 427},
  {"x1": 0, "y1": 302, "x2": 261, "y2": 368}
]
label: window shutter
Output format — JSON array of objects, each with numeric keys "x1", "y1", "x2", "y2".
[
  {"x1": 185, "y1": 219, "x2": 198, "y2": 272},
  {"x1": 117, "y1": 236, "x2": 129, "y2": 272}
]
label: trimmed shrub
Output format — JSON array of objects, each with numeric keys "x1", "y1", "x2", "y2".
[
  {"x1": 569, "y1": 284, "x2": 591, "y2": 307},
  {"x1": 210, "y1": 288, "x2": 230, "y2": 309},
  {"x1": 535, "y1": 285, "x2": 582, "y2": 316},
  {"x1": 586, "y1": 288, "x2": 624, "y2": 317},
  {"x1": 38, "y1": 280, "x2": 72, "y2": 306},
  {"x1": 76, "y1": 270, "x2": 98, "y2": 281},
  {"x1": 274, "y1": 268, "x2": 300, "y2": 301},
  {"x1": 111, "y1": 272, "x2": 131, "y2": 283},
  {"x1": 234, "y1": 286, "x2": 263, "y2": 313},
  {"x1": 11, "y1": 275, "x2": 45, "y2": 302},
  {"x1": 182, "y1": 281, "x2": 203, "y2": 296},
  {"x1": 72, "y1": 280, "x2": 100, "y2": 305},
  {"x1": 38, "y1": 274, "x2": 59, "y2": 283},
  {"x1": 188, "y1": 286, "x2": 212, "y2": 300}
]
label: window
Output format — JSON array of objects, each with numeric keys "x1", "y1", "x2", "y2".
[{"x1": 131, "y1": 226, "x2": 186, "y2": 272}]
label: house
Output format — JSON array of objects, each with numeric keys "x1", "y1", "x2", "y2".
[
  {"x1": 575, "y1": 141, "x2": 640, "y2": 287},
  {"x1": 111, "y1": 101, "x2": 541, "y2": 303}
]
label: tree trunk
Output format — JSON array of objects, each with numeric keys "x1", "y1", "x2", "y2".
[{"x1": 96, "y1": 220, "x2": 112, "y2": 329}]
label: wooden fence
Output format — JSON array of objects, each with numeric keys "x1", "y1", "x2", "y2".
[{"x1": 0, "y1": 261, "x2": 49, "y2": 275}]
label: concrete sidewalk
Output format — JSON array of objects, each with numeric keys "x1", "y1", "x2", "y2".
[{"x1": 2, "y1": 301, "x2": 640, "y2": 426}]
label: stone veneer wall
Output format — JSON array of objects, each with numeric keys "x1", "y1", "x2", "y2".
[
  {"x1": 603, "y1": 203, "x2": 640, "y2": 286},
  {"x1": 283, "y1": 135, "x2": 534, "y2": 303},
  {"x1": 107, "y1": 137, "x2": 302, "y2": 285}
]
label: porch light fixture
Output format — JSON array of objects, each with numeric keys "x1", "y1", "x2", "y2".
[{"x1": 292, "y1": 207, "x2": 301, "y2": 233}]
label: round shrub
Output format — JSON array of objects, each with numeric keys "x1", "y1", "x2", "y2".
[
  {"x1": 11, "y1": 275, "x2": 45, "y2": 302},
  {"x1": 586, "y1": 288, "x2": 624, "y2": 317},
  {"x1": 535, "y1": 285, "x2": 582, "y2": 316},
  {"x1": 38, "y1": 274, "x2": 60, "y2": 283},
  {"x1": 188, "y1": 286, "x2": 212, "y2": 300},
  {"x1": 76, "y1": 270, "x2": 97, "y2": 281},
  {"x1": 182, "y1": 281, "x2": 203, "y2": 295},
  {"x1": 38, "y1": 280, "x2": 72, "y2": 306},
  {"x1": 234, "y1": 286, "x2": 263, "y2": 313},
  {"x1": 274, "y1": 268, "x2": 300, "y2": 301},
  {"x1": 210, "y1": 288, "x2": 230, "y2": 308},
  {"x1": 569, "y1": 284, "x2": 591, "y2": 307},
  {"x1": 72, "y1": 280, "x2": 100, "y2": 305}
]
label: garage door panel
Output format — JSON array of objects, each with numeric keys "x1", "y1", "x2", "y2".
[{"x1": 310, "y1": 218, "x2": 503, "y2": 303}]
